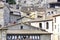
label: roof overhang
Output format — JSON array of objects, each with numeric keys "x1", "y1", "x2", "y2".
[
  {"x1": 26, "y1": 19, "x2": 53, "y2": 23},
  {"x1": 53, "y1": 14, "x2": 60, "y2": 17},
  {"x1": 7, "y1": 30, "x2": 52, "y2": 35},
  {"x1": 0, "y1": 27, "x2": 7, "y2": 30}
]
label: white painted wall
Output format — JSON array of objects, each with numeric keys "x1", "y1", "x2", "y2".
[
  {"x1": 46, "y1": 9, "x2": 57, "y2": 16},
  {"x1": 31, "y1": 22, "x2": 46, "y2": 29},
  {"x1": 31, "y1": 22, "x2": 40, "y2": 28},
  {"x1": 45, "y1": 21, "x2": 53, "y2": 32},
  {"x1": 42, "y1": 22, "x2": 45, "y2": 29},
  {"x1": 56, "y1": 16, "x2": 60, "y2": 33},
  {"x1": 31, "y1": 21, "x2": 53, "y2": 32}
]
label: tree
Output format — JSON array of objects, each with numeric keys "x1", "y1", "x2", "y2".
[{"x1": 6, "y1": 0, "x2": 16, "y2": 4}]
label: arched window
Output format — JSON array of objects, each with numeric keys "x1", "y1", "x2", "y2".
[
  {"x1": 46, "y1": 22, "x2": 49, "y2": 29},
  {"x1": 21, "y1": 26, "x2": 23, "y2": 29},
  {"x1": 39, "y1": 23, "x2": 42, "y2": 28}
]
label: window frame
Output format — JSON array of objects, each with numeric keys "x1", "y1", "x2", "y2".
[
  {"x1": 39, "y1": 23, "x2": 42, "y2": 29},
  {"x1": 21, "y1": 26, "x2": 23, "y2": 29},
  {"x1": 46, "y1": 22, "x2": 49, "y2": 29},
  {"x1": 51, "y1": 11, "x2": 53, "y2": 14}
]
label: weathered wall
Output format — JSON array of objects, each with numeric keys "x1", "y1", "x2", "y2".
[
  {"x1": 47, "y1": 0, "x2": 57, "y2": 3},
  {"x1": 56, "y1": 16, "x2": 60, "y2": 33},
  {"x1": 40, "y1": 35, "x2": 51, "y2": 40},
  {"x1": 0, "y1": 8, "x2": 4, "y2": 27},
  {"x1": 10, "y1": 15, "x2": 20, "y2": 23},
  {"x1": 7, "y1": 24, "x2": 38, "y2": 30},
  {"x1": 45, "y1": 21, "x2": 53, "y2": 32},
  {"x1": 1, "y1": 30, "x2": 7, "y2": 40},
  {"x1": 0, "y1": 30, "x2": 7, "y2": 40},
  {"x1": 31, "y1": 22, "x2": 39, "y2": 28},
  {"x1": 4, "y1": 6, "x2": 10, "y2": 26}
]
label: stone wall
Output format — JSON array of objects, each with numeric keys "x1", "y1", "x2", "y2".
[
  {"x1": 40, "y1": 35, "x2": 51, "y2": 40},
  {"x1": 0, "y1": 30, "x2": 7, "y2": 40}
]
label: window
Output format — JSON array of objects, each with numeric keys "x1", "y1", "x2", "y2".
[
  {"x1": 0, "y1": 24, "x2": 2, "y2": 27},
  {"x1": 10, "y1": 11, "x2": 13, "y2": 13},
  {"x1": 48, "y1": 12, "x2": 50, "y2": 15},
  {"x1": 24, "y1": 1, "x2": 26, "y2": 3},
  {"x1": 10, "y1": 11, "x2": 13, "y2": 15},
  {"x1": 7, "y1": 34, "x2": 40, "y2": 40},
  {"x1": 37, "y1": 15, "x2": 42, "y2": 18},
  {"x1": 39, "y1": 23, "x2": 42, "y2": 28},
  {"x1": 16, "y1": 4, "x2": 19, "y2": 9},
  {"x1": 21, "y1": 26, "x2": 23, "y2": 29},
  {"x1": 51, "y1": 11, "x2": 53, "y2": 14},
  {"x1": 46, "y1": 22, "x2": 49, "y2": 29},
  {"x1": 50, "y1": 4, "x2": 55, "y2": 8},
  {"x1": 55, "y1": 25, "x2": 56, "y2": 29},
  {"x1": 27, "y1": 13, "x2": 30, "y2": 16},
  {"x1": 58, "y1": 0, "x2": 60, "y2": 2}
]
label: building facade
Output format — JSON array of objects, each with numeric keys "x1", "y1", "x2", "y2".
[{"x1": 0, "y1": 0, "x2": 60, "y2": 40}]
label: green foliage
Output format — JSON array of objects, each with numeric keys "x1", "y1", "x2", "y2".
[{"x1": 6, "y1": 0, "x2": 16, "y2": 4}]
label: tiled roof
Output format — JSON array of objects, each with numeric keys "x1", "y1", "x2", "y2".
[
  {"x1": 25, "y1": 19, "x2": 53, "y2": 23},
  {"x1": 3, "y1": 22, "x2": 39, "y2": 30},
  {"x1": 7, "y1": 30, "x2": 52, "y2": 34},
  {"x1": 53, "y1": 14, "x2": 60, "y2": 17},
  {"x1": 17, "y1": 16, "x2": 34, "y2": 21},
  {"x1": 0, "y1": 22, "x2": 52, "y2": 34}
]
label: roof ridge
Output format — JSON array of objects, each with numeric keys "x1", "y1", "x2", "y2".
[{"x1": 17, "y1": 16, "x2": 34, "y2": 21}]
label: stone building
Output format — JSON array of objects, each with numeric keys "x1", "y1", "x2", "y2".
[
  {"x1": 0, "y1": 1, "x2": 52, "y2": 40},
  {"x1": 1, "y1": 0, "x2": 60, "y2": 40}
]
